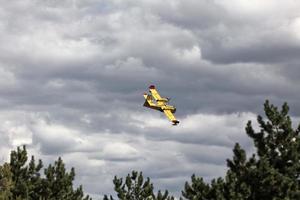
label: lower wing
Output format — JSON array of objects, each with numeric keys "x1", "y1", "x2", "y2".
[{"x1": 163, "y1": 110, "x2": 179, "y2": 125}]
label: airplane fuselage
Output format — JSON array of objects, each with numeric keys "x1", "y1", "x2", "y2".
[
  {"x1": 143, "y1": 94, "x2": 176, "y2": 112},
  {"x1": 143, "y1": 85, "x2": 179, "y2": 125}
]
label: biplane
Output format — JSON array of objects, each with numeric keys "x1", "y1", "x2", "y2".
[{"x1": 143, "y1": 85, "x2": 179, "y2": 125}]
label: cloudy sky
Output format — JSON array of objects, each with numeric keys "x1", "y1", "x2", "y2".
[{"x1": 1, "y1": 0, "x2": 300, "y2": 198}]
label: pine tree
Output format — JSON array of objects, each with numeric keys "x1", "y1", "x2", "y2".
[
  {"x1": 9, "y1": 146, "x2": 42, "y2": 199},
  {"x1": 41, "y1": 157, "x2": 91, "y2": 200},
  {"x1": 182, "y1": 100, "x2": 300, "y2": 200},
  {"x1": 182, "y1": 175, "x2": 211, "y2": 200},
  {"x1": 0, "y1": 163, "x2": 13, "y2": 199},
  {"x1": 104, "y1": 171, "x2": 174, "y2": 200},
  {"x1": 244, "y1": 100, "x2": 300, "y2": 199},
  {"x1": 6, "y1": 145, "x2": 91, "y2": 200}
]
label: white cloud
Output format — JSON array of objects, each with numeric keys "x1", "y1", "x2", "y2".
[
  {"x1": 215, "y1": 0, "x2": 300, "y2": 17},
  {"x1": 290, "y1": 17, "x2": 300, "y2": 41},
  {"x1": 102, "y1": 142, "x2": 139, "y2": 160},
  {"x1": 175, "y1": 45, "x2": 202, "y2": 64},
  {"x1": 32, "y1": 119, "x2": 93, "y2": 154}
]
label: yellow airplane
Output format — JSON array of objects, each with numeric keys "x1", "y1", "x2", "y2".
[{"x1": 143, "y1": 85, "x2": 179, "y2": 125}]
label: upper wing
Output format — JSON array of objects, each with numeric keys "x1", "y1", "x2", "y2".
[
  {"x1": 149, "y1": 85, "x2": 163, "y2": 101},
  {"x1": 163, "y1": 109, "x2": 179, "y2": 125}
]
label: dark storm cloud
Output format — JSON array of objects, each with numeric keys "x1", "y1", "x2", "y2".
[
  {"x1": 143, "y1": 0, "x2": 300, "y2": 65},
  {"x1": 1, "y1": 0, "x2": 300, "y2": 198},
  {"x1": 2, "y1": 0, "x2": 299, "y2": 115},
  {"x1": 200, "y1": 31, "x2": 300, "y2": 64}
]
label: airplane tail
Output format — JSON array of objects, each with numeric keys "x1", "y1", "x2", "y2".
[{"x1": 143, "y1": 93, "x2": 152, "y2": 107}]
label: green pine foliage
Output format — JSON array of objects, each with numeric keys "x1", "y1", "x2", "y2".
[
  {"x1": 182, "y1": 100, "x2": 300, "y2": 200},
  {"x1": 0, "y1": 163, "x2": 13, "y2": 200},
  {"x1": 103, "y1": 171, "x2": 174, "y2": 200},
  {"x1": 9, "y1": 146, "x2": 43, "y2": 199},
  {"x1": 41, "y1": 157, "x2": 90, "y2": 200},
  {"x1": 0, "y1": 146, "x2": 91, "y2": 200}
]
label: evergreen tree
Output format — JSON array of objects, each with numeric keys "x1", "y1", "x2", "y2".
[
  {"x1": 181, "y1": 174, "x2": 212, "y2": 200},
  {"x1": 182, "y1": 100, "x2": 300, "y2": 200},
  {"x1": 0, "y1": 163, "x2": 13, "y2": 199},
  {"x1": 9, "y1": 146, "x2": 42, "y2": 199},
  {"x1": 104, "y1": 171, "x2": 174, "y2": 200},
  {"x1": 244, "y1": 100, "x2": 300, "y2": 199},
  {"x1": 4, "y1": 145, "x2": 91, "y2": 200},
  {"x1": 41, "y1": 157, "x2": 91, "y2": 200}
]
